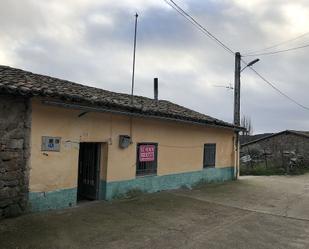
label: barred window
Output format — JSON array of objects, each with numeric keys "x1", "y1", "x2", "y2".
[
  {"x1": 136, "y1": 143, "x2": 158, "y2": 176},
  {"x1": 203, "y1": 143, "x2": 216, "y2": 168}
]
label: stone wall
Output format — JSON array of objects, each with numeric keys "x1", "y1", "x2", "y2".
[
  {"x1": 0, "y1": 94, "x2": 31, "y2": 218},
  {"x1": 241, "y1": 132, "x2": 309, "y2": 169}
]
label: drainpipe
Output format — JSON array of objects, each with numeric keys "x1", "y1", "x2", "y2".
[
  {"x1": 233, "y1": 134, "x2": 236, "y2": 179},
  {"x1": 234, "y1": 132, "x2": 239, "y2": 180},
  {"x1": 237, "y1": 136, "x2": 240, "y2": 179}
]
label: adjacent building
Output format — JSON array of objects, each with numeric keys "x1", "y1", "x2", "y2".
[
  {"x1": 0, "y1": 65, "x2": 241, "y2": 217},
  {"x1": 241, "y1": 130, "x2": 309, "y2": 168}
]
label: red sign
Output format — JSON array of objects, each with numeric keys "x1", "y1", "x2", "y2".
[{"x1": 139, "y1": 145, "x2": 155, "y2": 162}]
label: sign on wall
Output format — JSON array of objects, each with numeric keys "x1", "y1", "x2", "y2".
[
  {"x1": 139, "y1": 144, "x2": 155, "y2": 162},
  {"x1": 41, "y1": 136, "x2": 61, "y2": 152}
]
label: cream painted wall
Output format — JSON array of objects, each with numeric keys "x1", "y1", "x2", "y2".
[{"x1": 29, "y1": 98, "x2": 235, "y2": 192}]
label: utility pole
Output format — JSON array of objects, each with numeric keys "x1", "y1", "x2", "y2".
[
  {"x1": 234, "y1": 52, "x2": 241, "y2": 126},
  {"x1": 233, "y1": 53, "x2": 259, "y2": 179},
  {"x1": 234, "y1": 52, "x2": 241, "y2": 179},
  {"x1": 131, "y1": 13, "x2": 138, "y2": 105}
]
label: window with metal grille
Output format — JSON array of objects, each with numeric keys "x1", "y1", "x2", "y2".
[
  {"x1": 136, "y1": 143, "x2": 158, "y2": 176},
  {"x1": 203, "y1": 143, "x2": 216, "y2": 168}
]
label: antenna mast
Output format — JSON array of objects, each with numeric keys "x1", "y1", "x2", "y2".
[{"x1": 131, "y1": 13, "x2": 138, "y2": 104}]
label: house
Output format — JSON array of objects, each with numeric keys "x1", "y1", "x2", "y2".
[
  {"x1": 240, "y1": 133, "x2": 273, "y2": 145},
  {"x1": 241, "y1": 130, "x2": 309, "y2": 169},
  {"x1": 0, "y1": 65, "x2": 241, "y2": 217}
]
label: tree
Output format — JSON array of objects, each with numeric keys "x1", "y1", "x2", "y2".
[{"x1": 241, "y1": 115, "x2": 253, "y2": 136}]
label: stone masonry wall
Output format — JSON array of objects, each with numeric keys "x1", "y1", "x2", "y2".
[
  {"x1": 241, "y1": 133, "x2": 309, "y2": 168},
  {"x1": 0, "y1": 95, "x2": 31, "y2": 218}
]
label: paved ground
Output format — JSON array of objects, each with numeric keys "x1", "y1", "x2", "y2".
[{"x1": 1, "y1": 175, "x2": 309, "y2": 249}]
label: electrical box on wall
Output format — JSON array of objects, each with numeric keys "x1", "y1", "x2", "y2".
[
  {"x1": 41, "y1": 136, "x2": 61, "y2": 152},
  {"x1": 119, "y1": 135, "x2": 131, "y2": 149}
]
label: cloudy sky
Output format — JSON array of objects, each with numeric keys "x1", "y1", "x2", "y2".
[{"x1": 0, "y1": 0, "x2": 309, "y2": 133}]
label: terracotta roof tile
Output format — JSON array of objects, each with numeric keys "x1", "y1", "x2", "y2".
[{"x1": 0, "y1": 65, "x2": 240, "y2": 130}]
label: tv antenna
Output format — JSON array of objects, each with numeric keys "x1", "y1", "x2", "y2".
[{"x1": 213, "y1": 83, "x2": 234, "y2": 90}]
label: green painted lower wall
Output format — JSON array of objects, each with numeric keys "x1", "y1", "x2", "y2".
[
  {"x1": 28, "y1": 188, "x2": 77, "y2": 212},
  {"x1": 28, "y1": 167, "x2": 234, "y2": 212},
  {"x1": 101, "y1": 166, "x2": 234, "y2": 200}
]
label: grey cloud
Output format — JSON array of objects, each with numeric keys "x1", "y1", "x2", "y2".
[{"x1": 0, "y1": 0, "x2": 309, "y2": 133}]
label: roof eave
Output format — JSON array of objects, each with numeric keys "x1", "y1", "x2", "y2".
[{"x1": 41, "y1": 99, "x2": 240, "y2": 131}]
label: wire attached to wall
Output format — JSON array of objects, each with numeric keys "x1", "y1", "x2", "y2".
[{"x1": 159, "y1": 144, "x2": 204, "y2": 149}]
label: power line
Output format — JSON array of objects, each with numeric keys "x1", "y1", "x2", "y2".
[
  {"x1": 241, "y1": 59, "x2": 309, "y2": 111},
  {"x1": 163, "y1": 0, "x2": 213, "y2": 42},
  {"x1": 163, "y1": 0, "x2": 234, "y2": 55},
  {"x1": 244, "y1": 31, "x2": 309, "y2": 55},
  {"x1": 164, "y1": 0, "x2": 309, "y2": 111},
  {"x1": 243, "y1": 42, "x2": 309, "y2": 57}
]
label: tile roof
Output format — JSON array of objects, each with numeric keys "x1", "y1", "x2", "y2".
[
  {"x1": 0, "y1": 65, "x2": 240, "y2": 130},
  {"x1": 241, "y1": 130, "x2": 309, "y2": 146},
  {"x1": 240, "y1": 133, "x2": 273, "y2": 145}
]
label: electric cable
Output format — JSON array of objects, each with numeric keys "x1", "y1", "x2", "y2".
[
  {"x1": 164, "y1": 0, "x2": 309, "y2": 111},
  {"x1": 244, "y1": 31, "x2": 309, "y2": 55},
  {"x1": 163, "y1": 0, "x2": 234, "y2": 55},
  {"x1": 242, "y1": 59, "x2": 309, "y2": 111},
  {"x1": 243, "y1": 43, "x2": 309, "y2": 57}
]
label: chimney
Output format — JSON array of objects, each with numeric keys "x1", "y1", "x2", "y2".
[{"x1": 154, "y1": 78, "x2": 158, "y2": 101}]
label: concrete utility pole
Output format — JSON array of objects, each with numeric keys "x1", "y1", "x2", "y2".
[
  {"x1": 234, "y1": 52, "x2": 241, "y2": 180},
  {"x1": 233, "y1": 52, "x2": 259, "y2": 179},
  {"x1": 234, "y1": 52, "x2": 241, "y2": 126}
]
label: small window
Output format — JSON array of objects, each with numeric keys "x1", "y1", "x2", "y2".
[
  {"x1": 203, "y1": 143, "x2": 216, "y2": 168},
  {"x1": 136, "y1": 143, "x2": 158, "y2": 176}
]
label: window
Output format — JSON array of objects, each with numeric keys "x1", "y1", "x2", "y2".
[
  {"x1": 136, "y1": 143, "x2": 158, "y2": 176},
  {"x1": 203, "y1": 143, "x2": 216, "y2": 168}
]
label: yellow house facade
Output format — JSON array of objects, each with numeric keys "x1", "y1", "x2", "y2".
[{"x1": 0, "y1": 66, "x2": 241, "y2": 214}]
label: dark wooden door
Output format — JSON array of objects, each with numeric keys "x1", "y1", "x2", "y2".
[{"x1": 78, "y1": 143, "x2": 101, "y2": 201}]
